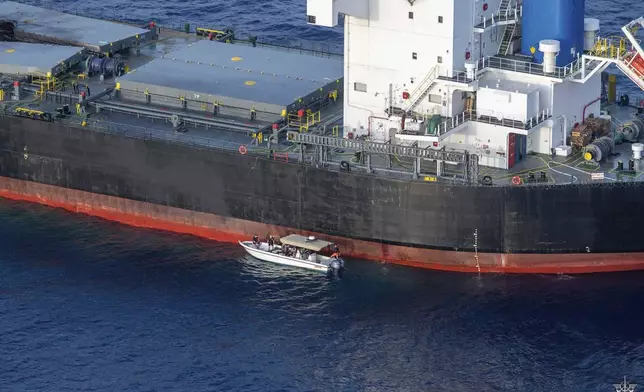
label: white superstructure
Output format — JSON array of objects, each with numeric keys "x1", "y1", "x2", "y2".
[{"x1": 305, "y1": 0, "x2": 632, "y2": 169}]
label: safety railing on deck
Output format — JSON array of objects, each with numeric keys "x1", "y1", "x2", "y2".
[
  {"x1": 288, "y1": 110, "x2": 321, "y2": 132},
  {"x1": 82, "y1": 119, "x2": 249, "y2": 151},
  {"x1": 474, "y1": 3, "x2": 520, "y2": 30},
  {"x1": 477, "y1": 56, "x2": 583, "y2": 79},
  {"x1": 433, "y1": 108, "x2": 552, "y2": 136},
  {"x1": 437, "y1": 70, "x2": 475, "y2": 84},
  {"x1": 591, "y1": 36, "x2": 632, "y2": 60},
  {"x1": 24, "y1": 0, "x2": 342, "y2": 58}
]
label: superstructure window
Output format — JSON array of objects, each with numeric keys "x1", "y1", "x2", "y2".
[
  {"x1": 354, "y1": 82, "x2": 367, "y2": 92},
  {"x1": 409, "y1": 12, "x2": 414, "y2": 19},
  {"x1": 438, "y1": 16, "x2": 443, "y2": 23},
  {"x1": 307, "y1": 15, "x2": 316, "y2": 24},
  {"x1": 412, "y1": 52, "x2": 418, "y2": 60},
  {"x1": 437, "y1": 56, "x2": 443, "y2": 63}
]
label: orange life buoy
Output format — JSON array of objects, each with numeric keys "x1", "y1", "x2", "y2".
[
  {"x1": 238, "y1": 145, "x2": 248, "y2": 155},
  {"x1": 511, "y1": 176, "x2": 521, "y2": 185}
]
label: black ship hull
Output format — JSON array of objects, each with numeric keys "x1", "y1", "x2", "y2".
[{"x1": 2, "y1": 115, "x2": 644, "y2": 273}]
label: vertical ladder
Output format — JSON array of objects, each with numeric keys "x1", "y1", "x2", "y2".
[{"x1": 404, "y1": 66, "x2": 438, "y2": 113}]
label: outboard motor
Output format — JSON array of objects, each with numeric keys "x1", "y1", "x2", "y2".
[{"x1": 327, "y1": 258, "x2": 345, "y2": 278}]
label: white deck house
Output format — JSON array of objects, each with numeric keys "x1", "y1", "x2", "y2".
[{"x1": 306, "y1": 0, "x2": 622, "y2": 169}]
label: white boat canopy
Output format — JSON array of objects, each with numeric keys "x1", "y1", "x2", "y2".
[{"x1": 279, "y1": 234, "x2": 333, "y2": 252}]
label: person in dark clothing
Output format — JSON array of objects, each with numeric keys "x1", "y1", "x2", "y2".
[
  {"x1": 252, "y1": 234, "x2": 260, "y2": 248},
  {"x1": 268, "y1": 235, "x2": 275, "y2": 251}
]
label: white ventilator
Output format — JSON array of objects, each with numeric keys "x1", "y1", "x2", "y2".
[
  {"x1": 584, "y1": 18, "x2": 600, "y2": 51},
  {"x1": 539, "y1": 40, "x2": 560, "y2": 73}
]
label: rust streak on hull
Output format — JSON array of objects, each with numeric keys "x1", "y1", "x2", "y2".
[{"x1": 1, "y1": 176, "x2": 644, "y2": 274}]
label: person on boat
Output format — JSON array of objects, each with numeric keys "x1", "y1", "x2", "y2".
[
  {"x1": 268, "y1": 235, "x2": 275, "y2": 251},
  {"x1": 252, "y1": 234, "x2": 260, "y2": 248},
  {"x1": 330, "y1": 244, "x2": 340, "y2": 259}
]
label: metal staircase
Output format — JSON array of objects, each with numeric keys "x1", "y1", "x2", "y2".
[
  {"x1": 474, "y1": 0, "x2": 519, "y2": 32},
  {"x1": 498, "y1": 23, "x2": 516, "y2": 55},
  {"x1": 403, "y1": 66, "x2": 438, "y2": 112},
  {"x1": 498, "y1": 0, "x2": 511, "y2": 13}
]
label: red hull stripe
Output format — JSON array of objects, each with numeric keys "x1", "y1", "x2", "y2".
[{"x1": 1, "y1": 176, "x2": 644, "y2": 274}]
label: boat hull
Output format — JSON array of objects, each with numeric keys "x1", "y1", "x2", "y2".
[
  {"x1": 239, "y1": 241, "x2": 329, "y2": 272},
  {"x1": 3, "y1": 114, "x2": 644, "y2": 274},
  {"x1": 2, "y1": 176, "x2": 644, "y2": 274}
]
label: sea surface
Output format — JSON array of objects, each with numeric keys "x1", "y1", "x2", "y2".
[{"x1": 2, "y1": 0, "x2": 644, "y2": 391}]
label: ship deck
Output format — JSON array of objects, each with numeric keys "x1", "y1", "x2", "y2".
[
  {"x1": 0, "y1": 41, "x2": 85, "y2": 76},
  {"x1": 0, "y1": 1, "x2": 154, "y2": 52},
  {"x1": 1, "y1": 10, "x2": 644, "y2": 187}
]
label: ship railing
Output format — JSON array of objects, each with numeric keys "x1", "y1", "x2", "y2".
[
  {"x1": 329, "y1": 125, "x2": 353, "y2": 137},
  {"x1": 288, "y1": 132, "x2": 469, "y2": 164},
  {"x1": 612, "y1": 90, "x2": 644, "y2": 109},
  {"x1": 288, "y1": 111, "x2": 322, "y2": 132},
  {"x1": 433, "y1": 111, "x2": 475, "y2": 136},
  {"x1": 477, "y1": 56, "x2": 584, "y2": 79},
  {"x1": 473, "y1": 3, "x2": 520, "y2": 31},
  {"x1": 246, "y1": 40, "x2": 342, "y2": 59},
  {"x1": 590, "y1": 36, "x2": 636, "y2": 60},
  {"x1": 66, "y1": 117, "x2": 255, "y2": 154},
  {"x1": 28, "y1": 0, "x2": 342, "y2": 59},
  {"x1": 434, "y1": 108, "x2": 552, "y2": 135},
  {"x1": 437, "y1": 70, "x2": 475, "y2": 84}
]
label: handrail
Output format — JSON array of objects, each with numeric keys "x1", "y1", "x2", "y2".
[
  {"x1": 437, "y1": 70, "x2": 474, "y2": 84},
  {"x1": 14, "y1": 0, "x2": 342, "y2": 59},
  {"x1": 434, "y1": 108, "x2": 552, "y2": 135},
  {"x1": 475, "y1": 3, "x2": 519, "y2": 30},
  {"x1": 404, "y1": 66, "x2": 438, "y2": 111},
  {"x1": 477, "y1": 56, "x2": 584, "y2": 79},
  {"x1": 289, "y1": 132, "x2": 468, "y2": 163},
  {"x1": 498, "y1": 23, "x2": 516, "y2": 56}
]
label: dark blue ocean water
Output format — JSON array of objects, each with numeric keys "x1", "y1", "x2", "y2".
[{"x1": 2, "y1": 1, "x2": 644, "y2": 391}]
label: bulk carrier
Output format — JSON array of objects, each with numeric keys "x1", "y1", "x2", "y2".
[{"x1": 0, "y1": 0, "x2": 643, "y2": 273}]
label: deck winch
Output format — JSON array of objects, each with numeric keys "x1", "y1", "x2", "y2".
[
  {"x1": 583, "y1": 136, "x2": 615, "y2": 162},
  {"x1": 84, "y1": 55, "x2": 126, "y2": 77},
  {"x1": 616, "y1": 117, "x2": 644, "y2": 142}
]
